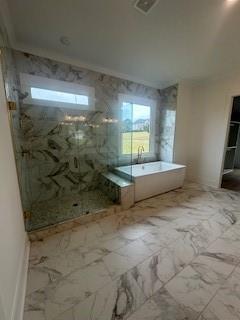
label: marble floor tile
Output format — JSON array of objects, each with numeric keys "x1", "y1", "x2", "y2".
[
  {"x1": 205, "y1": 238, "x2": 240, "y2": 265},
  {"x1": 54, "y1": 271, "x2": 146, "y2": 320},
  {"x1": 115, "y1": 239, "x2": 153, "y2": 262},
  {"x1": 165, "y1": 266, "x2": 219, "y2": 313},
  {"x1": 88, "y1": 234, "x2": 132, "y2": 251},
  {"x1": 130, "y1": 253, "x2": 165, "y2": 298},
  {"x1": 103, "y1": 251, "x2": 137, "y2": 279},
  {"x1": 30, "y1": 245, "x2": 111, "y2": 285},
  {"x1": 118, "y1": 223, "x2": 156, "y2": 240},
  {"x1": 190, "y1": 254, "x2": 235, "y2": 285},
  {"x1": 127, "y1": 299, "x2": 163, "y2": 320},
  {"x1": 30, "y1": 222, "x2": 105, "y2": 262},
  {"x1": 220, "y1": 224, "x2": 240, "y2": 243},
  {"x1": 103, "y1": 239, "x2": 153, "y2": 279},
  {"x1": 24, "y1": 184, "x2": 240, "y2": 320},
  {"x1": 24, "y1": 260, "x2": 111, "y2": 320},
  {"x1": 151, "y1": 287, "x2": 198, "y2": 320},
  {"x1": 202, "y1": 267, "x2": 240, "y2": 320},
  {"x1": 140, "y1": 227, "x2": 181, "y2": 253},
  {"x1": 165, "y1": 236, "x2": 198, "y2": 269}
]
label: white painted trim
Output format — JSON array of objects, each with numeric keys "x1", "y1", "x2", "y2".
[
  {"x1": 10, "y1": 235, "x2": 30, "y2": 320},
  {"x1": 187, "y1": 173, "x2": 219, "y2": 188},
  {"x1": 218, "y1": 96, "x2": 235, "y2": 188}
]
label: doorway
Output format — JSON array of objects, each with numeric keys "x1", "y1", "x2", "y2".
[{"x1": 221, "y1": 96, "x2": 240, "y2": 191}]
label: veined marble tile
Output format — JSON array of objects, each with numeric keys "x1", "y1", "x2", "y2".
[
  {"x1": 171, "y1": 216, "x2": 203, "y2": 230},
  {"x1": 103, "y1": 239, "x2": 152, "y2": 279},
  {"x1": 118, "y1": 223, "x2": 155, "y2": 240},
  {"x1": 143, "y1": 206, "x2": 184, "y2": 222},
  {"x1": 205, "y1": 238, "x2": 240, "y2": 265},
  {"x1": 197, "y1": 316, "x2": 207, "y2": 320},
  {"x1": 23, "y1": 309, "x2": 46, "y2": 320},
  {"x1": 23, "y1": 185, "x2": 240, "y2": 320},
  {"x1": 202, "y1": 266, "x2": 240, "y2": 320},
  {"x1": 88, "y1": 234, "x2": 132, "y2": 252},
  {"x1": 54, "y1": 271, "x2": 146, "y2": 320},
  {"x1": 97, "y1": 212, "x2": 138, "y2": 236},
  {"x1": 143, "y1": 215, "x2": 171, "y2": 228},
  {"x1": 30, "y1": 222, "x2": 104, "y2": 260},
  {"x1": 209, "y1": 190, "x2": 240, "y2": 208},
  {"x1": 140, "y1": 227, "x2": 181, "y2": 253},
  {"x1": 26, "y1": 266, "x2": 62, "y2": 295},
  {"x1": 114, "y1": 239, "x2": 153, "y2": 263},
  {"x1": 127, "y1": 299, "x2": 162, "y2": 320},
  {"x1": 151, "y1": 287, "x2": 198, "y2": 320},
  {"x1": 24, "y1": 260, "x2": 111, "y2": 320},
  {"x1": 190, "y1": 254, "x2": 235, "y2": 285},
  {"x1": 165, "y1": 236, "x2": 198, "y2": 270},
  {"x1": 220, "y1": 224, "x2": 240, "y2": 243},
  {"x1": 176, "y1": 219, "x2": 220, "y2": 254},
  {"x1": 130, "y1": 254, "x2": 164, "y2": 298},
  {"x1": 166, "y1": 266, "x2": 219, "y2": 313},
  {"x1": 29, "y1": 245, "x2": 111, "y2": 289}
]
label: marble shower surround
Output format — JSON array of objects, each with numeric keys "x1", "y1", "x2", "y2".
[
  {"x1": 10, "y1": 50, "x2": 177, "y2": 214},
  {"x1": 13, "y1": 51, "x2": 160, "y2": 208},
  {"x1": 159, "y1": 85, "x2": 178, "y2": 162}
]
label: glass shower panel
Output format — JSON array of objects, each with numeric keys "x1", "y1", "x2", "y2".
[{"x1": 18, "y1": 74, "x2": 125, "y2": 231}]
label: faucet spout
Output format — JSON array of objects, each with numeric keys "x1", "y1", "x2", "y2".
[{"x1": 137, "y1": 145, "x2": 144, "y2": 164}]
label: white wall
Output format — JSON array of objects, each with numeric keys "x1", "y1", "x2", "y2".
[
  {"x1": 176, "y1": 73, "x2": 240, "y2": 187},
  {"x1": 0, "y1": 58, "x2": 28, "y2": 319}
]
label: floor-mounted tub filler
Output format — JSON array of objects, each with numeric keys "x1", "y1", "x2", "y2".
[{"x1": 115, "y1": 161, "x2": 186, "y2": 202}]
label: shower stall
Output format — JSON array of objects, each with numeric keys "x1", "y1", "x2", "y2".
[
  {"x1": 1, "y1": 48, "x2": 177, "y2": 232},
  {"x1": 13, "y1": 68, "x2": 131, "y2": 231}
]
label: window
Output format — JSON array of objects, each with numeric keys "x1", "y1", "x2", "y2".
[
  {"x1": 31, "y1": 88, "x2": 89, "y2": 106},
  {"x1": 119, "y1": 94, "x2": 156, "y2": 157},
  {"x1": 20, "y1": 73, "x2": 95, "y2": 110}
]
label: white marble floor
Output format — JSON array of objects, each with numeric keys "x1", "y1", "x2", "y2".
[{"x1": 24, "y1": 183, "x2": 240, "y2": 320}]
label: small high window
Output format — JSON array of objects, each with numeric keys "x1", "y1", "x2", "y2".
[
  {"x1": 20, "y1": 73, "x2": 95, "y2": 110},
  {"x1": 30, "y1": 88, "x2": 89, "y2": 106}
]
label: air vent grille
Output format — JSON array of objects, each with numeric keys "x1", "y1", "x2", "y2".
[{"x1": 134, "y1": 0, "x2": 159, "y2": 15}]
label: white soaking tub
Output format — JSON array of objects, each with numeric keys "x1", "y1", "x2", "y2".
[{"x1": 115, "y1": 161, "x2": 186, "y2": 202}]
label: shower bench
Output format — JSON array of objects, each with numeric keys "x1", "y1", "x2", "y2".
[{"x1": 101, "y1": 172, "x2": 134, "y2": 210}]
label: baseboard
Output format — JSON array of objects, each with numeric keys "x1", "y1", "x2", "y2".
[
  {"x1": 11, "y1": 234, "x2": 30, "y2": 320},
  {"x1": 186, "y1": 174, "x2": 219, "y2": 188}
]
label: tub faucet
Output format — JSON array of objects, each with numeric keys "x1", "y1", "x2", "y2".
[{"x1": 137, "y1": 145, "x2": 144, "y2": 164}]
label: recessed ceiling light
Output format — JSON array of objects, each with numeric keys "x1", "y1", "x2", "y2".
[{"x1": 60, "y1": 36, "x2": 70, "y2": 46}]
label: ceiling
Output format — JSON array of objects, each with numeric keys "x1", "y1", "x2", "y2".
[{"x1": 4, "y1": 0, "x2": 240, "y2": 88}]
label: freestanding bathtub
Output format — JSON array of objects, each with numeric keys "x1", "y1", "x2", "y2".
[{"x1": 115, "y1": 161, "x2": 186, "y2": 202}]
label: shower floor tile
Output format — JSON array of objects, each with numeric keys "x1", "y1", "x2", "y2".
[
  {"x1": 27, "y1": 189, "x2": 114, "y2": 231},
  {"x1": 24, "y1": 183, "x2": 240, "y2": 320}
]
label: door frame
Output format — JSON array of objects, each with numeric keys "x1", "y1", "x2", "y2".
[{"x1": 218, "y1": 95, "x2": 238, "y2": 188}]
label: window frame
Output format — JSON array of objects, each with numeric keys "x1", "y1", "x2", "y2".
[
  {"x1": 20, "y1": 73, "x2": 95, "y2": 110},
  {"x1": 118, "y1": 94, "x2": 156, "y2": 160}
]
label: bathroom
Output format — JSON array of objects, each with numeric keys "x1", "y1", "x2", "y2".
[{"x1": 1, "y1": 1, "x2": 240, "y2": 320}]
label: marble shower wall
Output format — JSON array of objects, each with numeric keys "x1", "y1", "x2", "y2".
[
  {"x1": 12, "y1": 50, "x2": 162, "y2": 208},
  {"x1": 159, "y1": 85, "x2": 178, "y2": 162},
  {"x1": 1, "y1": 47, "x2": 178, "y2": 212}
]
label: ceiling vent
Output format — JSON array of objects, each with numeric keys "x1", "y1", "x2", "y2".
[{"x1": 134, "y1": 0, "x2": 159, "y2": 15}]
